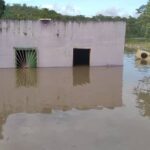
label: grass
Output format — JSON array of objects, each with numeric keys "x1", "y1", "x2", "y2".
[{"x1": 125, "y1": 38, "x2": 150, "y2": 51}]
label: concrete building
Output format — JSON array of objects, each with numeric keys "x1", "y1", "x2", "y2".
[{"x1": 0, "y1": 20, "x2": 126, "y2": 68}]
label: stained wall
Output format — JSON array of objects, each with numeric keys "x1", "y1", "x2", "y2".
[{"x1": 0, "y1": 20, "x2": 126, "y2": 68}]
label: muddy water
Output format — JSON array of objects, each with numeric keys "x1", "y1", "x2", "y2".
[{"x1": 0, "y1": 52, "x2": 150, "y2": 150}]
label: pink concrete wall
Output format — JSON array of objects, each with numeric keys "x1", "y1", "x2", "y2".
[{"x1": 0, "y1": 20, "x2": 126, "y2": 68}]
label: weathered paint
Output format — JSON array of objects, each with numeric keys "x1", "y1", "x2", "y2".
[{"x1": 0, "y1": 20, "x2": 126, "y2": 68}]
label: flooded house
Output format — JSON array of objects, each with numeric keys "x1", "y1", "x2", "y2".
[{"x1": 0, "y1": 20, "x2": 126, "y2": 68}]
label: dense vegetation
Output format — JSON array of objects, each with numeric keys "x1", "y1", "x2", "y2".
[
  {"x1": 126, "y1": 1, "x2": 150, "y2": 39},
  {"x1": 0, "y1": 0, "x2": 150, "y2": 39},
  {"x1": 1, "y1": 4, "x2": 126, "y2": 22},
  {"x1": 0, "y1": 0, "x2": 5, "y2": 17}
]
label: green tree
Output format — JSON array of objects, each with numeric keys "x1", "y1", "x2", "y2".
[
  {"x1": 145, "y1": 23, "x2": 150, "y2": 38},
  {"x1": 136, "y1": 5, "x2": 146, "y2": 14},
  {"x1": 137, "y1": 0, "x2": 150, "y2": 38},
  {"x1": 126, "y1": 16, "x2": 143, "y2": 38},
  {"x1": 2, "y1": 4, "x2": 63, "y2": 20},
  {"x1": 0, "y1": 0, "x2": 5, "y2": 18},
  {"x1": 138, "y1": 0, "x2": 150, "y2": 23}
]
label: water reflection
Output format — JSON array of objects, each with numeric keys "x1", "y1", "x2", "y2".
[
  {"x1": 134, "y1": 77, "x2": 150, "y2": 117},
  {"x1": 16, "y1": 69, "x2": 38, "y2": 87},
  {"x1": 0, "y1": 67, "x2": 123, "y2": 136},
  {"x1": 0, "y1": 67, "x2": 123, "y2": 113},
  {"x1": 136, "y1": 59, "x2": 150, "y2": 66},
  {"x1": 73, "y1": 67, "x2": 90, "y2": 86},
  {"x1": 124, "y1": 50, "x2": 150, "y2": 119}
]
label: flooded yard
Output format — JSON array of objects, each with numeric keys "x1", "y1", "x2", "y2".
[{"x1": 0, "y1": 51, "x2": 150, "y2": 150}]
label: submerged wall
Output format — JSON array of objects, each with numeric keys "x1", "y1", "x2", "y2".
[{"x1": 0, "y1": 20, "x2": 126, "y2": 68}]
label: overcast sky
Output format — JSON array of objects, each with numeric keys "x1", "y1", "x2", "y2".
[{"x1": 5, "y1": 0, "x2": 148, "y2": 17}]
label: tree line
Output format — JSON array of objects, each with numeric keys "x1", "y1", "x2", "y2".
[{"x1": 0, "y1": 0, "x2": 150, "y2": 39}]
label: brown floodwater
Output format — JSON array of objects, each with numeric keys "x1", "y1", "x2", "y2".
[{"x1": 0, "y1": 51, "x2": 149, "y2": 150}]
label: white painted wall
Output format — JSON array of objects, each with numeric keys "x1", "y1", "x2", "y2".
[{"x1": 0, "y1": 20, "x2": 126, "y2": 68}]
